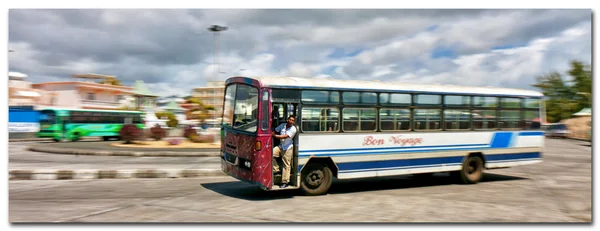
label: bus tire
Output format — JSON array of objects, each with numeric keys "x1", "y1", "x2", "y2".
[
  {"x1": 102, "y1": 136, "x2": 110, "y2": 141},
  {"x1": 458, "y1": 155, "x2": 484, "y2": 184},
  {"x1": 52, "y1": 138, "x2": 60, "y2": 142},
  {"x1": 300, "y1": 163, "x2": 333, "y2": 196},
  {"x1": 71, "y1": 132, "x2": 80, "y2": 142}
]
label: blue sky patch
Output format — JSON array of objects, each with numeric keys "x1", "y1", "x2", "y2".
[
  {"x1": 430, "y1": 47, "x2": 457, "y2": 59},
  {"x1": 426, "y1": 25, "x2": 439, "y2": 31},
  {"x1": 491, "y1": 43, "x2": 528, "y2": 50},
  {"x1": 327, "y1": 48, "x2": 364, "y2": 59}
]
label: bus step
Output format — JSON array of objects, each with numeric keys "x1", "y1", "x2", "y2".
[{"x1": 271, "y1": 184, "x2": 299, "y2": 190}]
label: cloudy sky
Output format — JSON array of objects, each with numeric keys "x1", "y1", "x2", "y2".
[{"x1": 8, "y1": 9, "x2": 592, "y2": 97}]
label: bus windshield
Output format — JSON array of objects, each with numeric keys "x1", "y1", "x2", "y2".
[
  {"x1": 39, "y1": 110, "x2": 56, "y2": 125},
  {"x1": 223, "y1": 83, "x2": 259, "y2": 132}
]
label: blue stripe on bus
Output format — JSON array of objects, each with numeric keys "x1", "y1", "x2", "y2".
[
  {"x1": 485, "y1": 152, "x2": 541, "y2": 161},
  {"x1": 339, "y1": 163, "x2": 464, "y2": 173},
  {"x1": 518, "y1": 131, "x2": 544, "y2": 136},
  {"x1": 297, "y1": 152, "x2": 541, "y2": 173},
  {"x1": 489, "y1": 132, "x2": 513, "y2": 148},
  {"x1": 337, "y1": 156, "x2": 465, "y2": 172}
]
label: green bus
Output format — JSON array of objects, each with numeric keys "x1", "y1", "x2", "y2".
[{"x1": 36, "y1": 108, "x2": 144, "y2": 142}]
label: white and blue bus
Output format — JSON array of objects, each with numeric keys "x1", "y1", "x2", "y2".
[{"x1": 220, "y1": 76, "x2": 544, "y2": 196}]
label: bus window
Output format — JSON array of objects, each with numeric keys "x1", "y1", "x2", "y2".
[
  {"x1": 380, "y1": 93, "x2": 411, "y2": 105},
  {"x1": 342, "y1": 92, "x2": 360, "y2": 104},
  {"x1": 362, "y1": 93, "x2": 377, "y2": 104},
  {"x1": 444, "y1": 110, "x2": 471, "y2": 130},
  {"x1": 222, "y1": 84, "x2": 237, "y2": 128},
  {"x1": 525, "y1": 110, "x2": 541, "y2": 130},
  {"x1": 473, "y1": 110, "x2": 497, "y2": 130},
  {"x1": 474, "y1": 96, "x2": 497, "y2": 108},
  {"x1": 39, "y1": 110, "x2": 56, "y2": 129},
  {"x1": 261, "y1": 91, "x2": 269, "y2": 131},
  {"x1": 232, "y1": 85, "x2": 259, "y2": 132},
  {"x1": 414, "y1": 109, "x2": 441, "y2": 130},
  {"x1": 499, "y1": 110, "x2": 520, "y2": 130},
  {"x1": 302, "y1": 90, "x2": 339, "y2": 104},
  {"x1": 380, "y1": 109, "x2": 410, "y2": 131},
  {"x1": 524, "y1": 98, "x2": 540, "y2": 108},
  {"x1": 342, "y1": 108, "x2": 376, "y2": 132},
  {"x1": 301, "y1": 107, "x2": 339, "y2": 132},
  {"x1": 415, "y1": 94, "x2": 441, "y2": 106},
  {"x1": 444, "y1": 95, "x2": 471, "y2": 107},
  {"x1": 501, "y1": 98, "x2": 522, "y2": 108}
]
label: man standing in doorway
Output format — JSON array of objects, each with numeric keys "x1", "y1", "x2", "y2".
[{"x1": 272, "y1": 115, "x2": 297, "y2": 188}]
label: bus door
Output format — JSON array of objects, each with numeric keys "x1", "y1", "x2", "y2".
[{"x1": 271, "y1": 102, "x2": 299, "y2": 188}]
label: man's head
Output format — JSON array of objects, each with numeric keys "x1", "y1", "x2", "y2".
[{"x1": 286, "y1": 115, "x2": 295, "y2": 126}]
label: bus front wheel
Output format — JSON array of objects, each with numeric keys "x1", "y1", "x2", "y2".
[
  {"x1": 456, "y1": 155, "x2": 484, "y2": 184},
  {"x1": 300, "y1": 163, "x2": 333, "y2": 196}
]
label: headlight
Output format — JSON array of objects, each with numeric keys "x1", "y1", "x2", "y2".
[{"x1": 244, "y1": 161, "x2": 251, "y2": 168}]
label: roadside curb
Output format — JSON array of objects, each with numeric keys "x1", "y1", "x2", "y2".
[
  {"x1": 566, "y1": 137, "x2": 592, "y2": 142},
  {"x1": 27, "y1": 146, "x2": 221, "y2": 157},
  {"x1": 9, "y1": 137, "x2": 98, "y2": 142},
  {"x1": 9, "y1": 169, "x2": 226, "y2": 180}
]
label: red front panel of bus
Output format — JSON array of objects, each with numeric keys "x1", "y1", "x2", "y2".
[
  {"x1": 221, "y1": 130, "x2": 273, "y2": 188},
  {"x1": 220, "y1": 82, "x2": 273, "y2": 189}
]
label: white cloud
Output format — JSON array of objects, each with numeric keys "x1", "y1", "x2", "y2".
[
  {"x1": 8, "y1": 9, "x2": 591, "y2": 97},
  {"x1": 384, "y1": 21, "x2": 591, "y2": 89}
]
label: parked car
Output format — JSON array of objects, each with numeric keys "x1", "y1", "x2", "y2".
[{"x1": 544, "y1": 123, "x2": 571, "y2": 138}]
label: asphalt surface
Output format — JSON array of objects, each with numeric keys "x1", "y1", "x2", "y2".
[{"x1": 8, "y1": 138, "x2": 593, "y2": 222}]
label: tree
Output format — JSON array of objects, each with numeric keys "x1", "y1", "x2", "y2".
[
  {"x1": 532, "y1": 60, "x2": 592, "y2": 123},
  {"x1": 568, "y1": 60, "x2": 592, "y2": 108},
  {"x1": 155, "y1": 111, "x2": 178, "y2": 128},
  {"x1": 186, "y1": 97, "x2": 214, "y2": 122}
]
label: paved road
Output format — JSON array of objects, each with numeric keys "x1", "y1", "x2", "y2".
[
  {"x1": 9, "y1": 142, "x2": 221, "y2": 170},
  {"x1": 8, "y1": 138, "x2": 592, "y2": 222}
]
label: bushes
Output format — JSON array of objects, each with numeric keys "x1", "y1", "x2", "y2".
[
  {"x1": 188, "y1": 133, "x2": 215, "y2": 143},
  {"x1": 119, "y1": 124, "x2": 143, "y2": 144},
  {"x1": 149, "y1": 124, "x2": 167, "y2": 141},
  {"x1": 183, "y1": 125, "x2": 197, "y2": 138},
  {"x1": 183, "y1": 125, "x2": 214, "y2": 143}
]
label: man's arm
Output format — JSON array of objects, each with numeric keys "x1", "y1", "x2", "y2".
[
  {"x1": 272, "y1": 131, "x2": 290, "y2": 139},
  {"x1": 273, "y1": 126, "x2": 296, "y2": 139}
]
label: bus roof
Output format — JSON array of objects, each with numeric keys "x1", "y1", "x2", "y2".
[
  {"x1": 39, "y1": 108, "x2": 142, "y2": 113},
  {"x1": 241, "y1": 76, "x2": 544, "y2": 98}
]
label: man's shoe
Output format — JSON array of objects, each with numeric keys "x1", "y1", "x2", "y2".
[{"x1": 280, "y1": 183, "x2": 288, "y2": 188}]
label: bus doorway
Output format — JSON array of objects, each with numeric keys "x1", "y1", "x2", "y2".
[{"x1": 271, "y1": 103, "x2": 299, "y2": 189}]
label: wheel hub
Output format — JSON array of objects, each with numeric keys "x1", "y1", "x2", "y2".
[{"x1": 307, "y1": 170, "x2": 324, "y2": 186}]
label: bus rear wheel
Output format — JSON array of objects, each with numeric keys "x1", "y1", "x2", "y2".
[
  {"x1": 300, "y1": 163, "x2": 333, "y2": 196},
  {"x1": 456, "y1": 155, "x2": 484, "y2": 184},
  {"x1": 71, "y1": 132, "x2": 80, "y2": 142}
]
